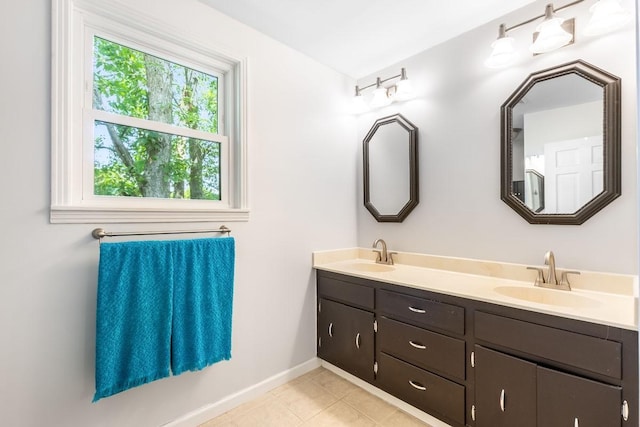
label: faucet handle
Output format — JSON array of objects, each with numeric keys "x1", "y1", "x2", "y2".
[
  {"x1": 527, "y1": 266, "x2": 545, "y2": 286},
  {"x1": 372, "y1": 249, "x2": 382, "y2": 263},
  {"x1": 559, "y1": 270, "x2": 580, "y2": 289},
  {"x1": 387, "y1": 251, "x2": 397, "y2": 265}
]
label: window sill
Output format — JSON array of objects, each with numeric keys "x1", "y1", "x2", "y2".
[{"x1": 50, "y1": 205, "x2": 250, "y2": 224}]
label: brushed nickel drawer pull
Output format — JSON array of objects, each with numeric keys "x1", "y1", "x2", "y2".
[
  {"x1": 408, "y1": 306, "x2": 426, "y2": 314},
  {"x1": 500, "y1": 389, "x2": 505, "y2": 412},
  {"x1": 355, "y1": 333, "x2": 361, "y2": 349},
  {"x1": 409, "y1": 340, "x2": 427, "y2": 350},
  {"x1": 328, "y1": 323, "x2": 333, "y2": 337},
  {"x1": 408, "y1": 380, "x2": 426, "y2": 391}
]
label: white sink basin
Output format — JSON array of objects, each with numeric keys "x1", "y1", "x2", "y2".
[
  {"x1": 493, "y1": 286, "x2": 601, "y2": 308},
  {"x1": 341, "y1": 261, "x2": 395, "y2": 273}
]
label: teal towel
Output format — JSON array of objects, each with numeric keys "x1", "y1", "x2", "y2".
[
  {"x1": 93, "y1": 237, "x2": 235, "y2": 402},
  {"x1": 93, "y1": 240, "x2": 173, "y2": 402},
  {"x1": 172, "y1": 237, "x2": 234, "y2": 375}
]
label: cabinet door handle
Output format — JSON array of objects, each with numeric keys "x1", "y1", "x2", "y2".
[
  {"x1": 622, "y1": 400, "x2": 629, "y2": 421},
  {"x1": 574, "y1": 417, "x2": 579, "y2": 427},
  {"x1": 328, "y1": 323, "x2": 333, "y2": 337},
  {"x1": 408, "y1": 306, "x2": 426, "y2": 314},
  {"x1": 355, "y1": 333, "x2": 361, "y2": 349},
  {"x1": 499, "y1": 389, "x2": 505, "y2": 412},
  {"x1": 409, "y1": 340, "x2": 426, "y2": 350},
  {"x1": 408, "y1": 380, "x2": 426, "y2": 391}
]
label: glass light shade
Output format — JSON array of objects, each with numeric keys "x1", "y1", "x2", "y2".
[
  {"x1": 352, "y1": 93, "x2": 369, "y2": 114},
  {"x1": 584, "y1": 0, "x2": 632, "y2": 36},
  {"x1": 530, "y1": 17, "x2": 573, "y2": 54},
  {"x1": 484, "y1": 36, "x2": 518, "y2": 68},
  {"x1": 394, "y1": 78, "x2": 413, "y2": 101},
  {"x1": 370, "y1": 86, "x2": 391, "y2": 108}
]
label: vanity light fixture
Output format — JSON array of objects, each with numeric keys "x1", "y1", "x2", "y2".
[
  {"x1": 485, "y1": 0, "x2": 632, "y2": 68},
  {"x1": 584, "y1": 0, "x2": 632, "y2": 36},
  {"x1": 530, "y1": 4, "x2": 574, "y2": 54},
  {"x1": 352, "y1": 68, "x2": 413, "y2": 113}
]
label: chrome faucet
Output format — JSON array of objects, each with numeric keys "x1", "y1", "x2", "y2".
[
  {"x1": 372, "y1": 239, "x2": 395, "y2": 265},
  {"x1": 527, "y1": 250, "x2": 579, "y2": 291}
]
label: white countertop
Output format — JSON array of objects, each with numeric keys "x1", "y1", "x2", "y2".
[{"x1": 313, "y1": 248, "x2": 638, "y2": 331}]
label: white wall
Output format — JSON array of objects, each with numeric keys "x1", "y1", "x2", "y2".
[
  {"x1": 0, "y1": 1, "x2": 358, "y2": 426},
  {"x1": 357, "y1": 0, "x2": 638, "y2": 274}
]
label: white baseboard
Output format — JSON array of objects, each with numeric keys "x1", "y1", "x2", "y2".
[
  {"x1": 321, "y1": 361, "x2": 452, "y2": 427},
  {"x1": 162, "y1": 358, "x2": 322, "y2": 427}
]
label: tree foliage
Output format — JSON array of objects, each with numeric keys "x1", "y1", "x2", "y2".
[{"x1": 92, "y1": 37, "x2": 220, "y2": 200}]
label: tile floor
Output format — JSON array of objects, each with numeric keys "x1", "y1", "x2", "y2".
[{"x1": 199, "y1": 367, "x2": 432, "y2": 427}]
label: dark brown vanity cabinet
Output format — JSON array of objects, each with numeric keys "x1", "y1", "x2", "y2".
[
  {"x1": 473, "y1": 345, "x2": 537, "y2": 427},
  {"x1": 317, "y1": 275, "x2": 376, "y2": 382},
  {"x1": 376, "y1": 290, "x2": 466, "y2": 426},
  {"x1": 316, "y1": 270, "x2": 638, "y2": 427},
  {"x1": 474, "y1": 311, "x2": 629, "y2": 427},
  {"x1": 317, "y1": 298, "x2": 375, "y2": 382}
]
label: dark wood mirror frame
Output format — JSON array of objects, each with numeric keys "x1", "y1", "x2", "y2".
[
  {"x1": 364, "y1": 114, "x2": 419, "y2": 222},
  {"x1": 501, "y1": 60, "x2": 621, "y2": 225}
]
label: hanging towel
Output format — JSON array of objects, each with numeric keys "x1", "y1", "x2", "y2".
[
  {"x1": 171, "y1": 237, "x2": 235, "y2": 375},
  {"x1": 93, "y1": 240, "x2": 174, "y2": 402},
  {"x1": 93, "y1": 237, "x2": 235, "y2": 401}
]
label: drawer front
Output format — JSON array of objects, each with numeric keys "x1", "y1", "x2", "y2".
[
  {"x1": 475, "y1": 311, "x2": 622, "y2": 379},
  {"x1": 377, "y1": 352, "x2": 465, "y2": 426},
  {"x1": 317, "y1": 275, "x2": 374, "y2": 310},
  {"x1": 537, "y1": 366, "x2": 622, "y2": 427},
  {"x1": 378, "y1": 317, "x2": 465, "y2": 380},
  {"x1": 378, "y1": 289, "x2": 465, "y2": 335}
]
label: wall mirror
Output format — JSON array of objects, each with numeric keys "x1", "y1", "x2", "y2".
[
  {"x1": 364, "y1": 114, "x2": 418, "y2": 222},
  {"x1": 501, "y1": 60, "x2": 621, "y2": 225}
]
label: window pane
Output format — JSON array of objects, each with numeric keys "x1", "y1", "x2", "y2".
[
  {"x1": 94, "y1": 120, "x2": 221, "y2": 200},
  {"x1": 93, "y1": 37, "x2": 219, "y2": 134}
]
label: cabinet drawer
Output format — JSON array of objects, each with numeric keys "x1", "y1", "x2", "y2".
[
  {"x1": 475, "y1": 311, "x2": 622, "y2": 379},
  {"x1": 377, "y1": 352, "x2": 465, "y2": 426},
  {"x1": 317, "y1": 275, "x2": 374, "y2": 310},
  {"x1": 538, "y1": 366, "x2": 622, "y2": 427},
  {"x1": 378, "y1": 317, "x2": 465, "y2": 380},
  {"x1": 378, "y1": 289, "x2": 465, "y2": 335}
]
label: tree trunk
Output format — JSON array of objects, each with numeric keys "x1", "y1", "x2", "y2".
[
  {"x1": 183, "y1": 70, "x2": 204, "y2": 199},
  {"x1": 143, "y1": 54, "x2": 173, "y2": 198}
]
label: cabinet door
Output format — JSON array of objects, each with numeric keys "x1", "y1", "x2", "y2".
[
  {"x1": 474, "y1": 345, "x2": 536, "y2": 427},
  {"x1": 537, "y1": 366, "x2": 622, "y2": 427},
  {"x1": 317, "y1": 298, "x2": 375, "y2": 381}
]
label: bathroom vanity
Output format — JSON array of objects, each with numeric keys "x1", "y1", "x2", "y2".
[{"x1": 314, "y1": 249, "x2": 638, "y2": 427}]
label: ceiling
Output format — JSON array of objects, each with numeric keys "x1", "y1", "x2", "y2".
[{"x1": 199, "y1": 0, "x2": 538, "y2": 78}]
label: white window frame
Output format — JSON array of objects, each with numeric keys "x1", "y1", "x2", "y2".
[{"x1": 51, "y1": 0, "x2": 249, "y2": 223}]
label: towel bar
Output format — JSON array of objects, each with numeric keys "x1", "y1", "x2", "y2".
[{"x1": 92, "y1": 225, "x2": 231, "y2": 239}]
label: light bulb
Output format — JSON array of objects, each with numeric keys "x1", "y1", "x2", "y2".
[
  {"x1": 530, "y1": 6, "x2": 573, "y2": 54},
  {"x1": 394, "y1": 78, "x2": 413, "y2": 101},
  {"x1": 352, "y1": 93, "x2": 369, "y2": 114},
  {"x1": 370, "y1": 85, "x2": 391, "y2": 109},
  {"x1": 584, "y1": 0, "x2": 632, "y2": 36},
  {"x1": 485, "y1": 24, "x2": 518, "y2": 69}
]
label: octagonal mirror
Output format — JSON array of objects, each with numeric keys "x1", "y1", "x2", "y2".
[
  {"x1": 501, "y1": 60, "x2": 621, "y2": 225},
  {"x1": 363, "y1": 114, "x2": 418, "y2": 222}
]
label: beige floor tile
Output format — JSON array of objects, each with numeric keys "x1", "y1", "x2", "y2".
[
  {"x1": 312, "y1": 369, "x2": 360, "y2": 399},
  {"x1": 342, "y1": 388, "x2": 397, "y2": 423},
  {"x1": 274, "y1": 378, "x2": 339, "y2": 420},
  {"x1": 232, "y1": 401, "x2": 302, "y2": 427},
  {"x1": 271, "y1": 368, "x2": 323, "y2": 397},
  {"x1": 302, "y1": 401, "x2": 377, "y2": 427},
  {"x1": 379, "y1": 409, "x2": 432, "y2": 427},
  {"x1": 199, "y1": 411, "x2": 236, "y2": 427}
]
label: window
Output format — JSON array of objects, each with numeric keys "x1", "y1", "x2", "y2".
[{"x1": 51, "y1": 0, "x2": 248, "y2": 223}]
